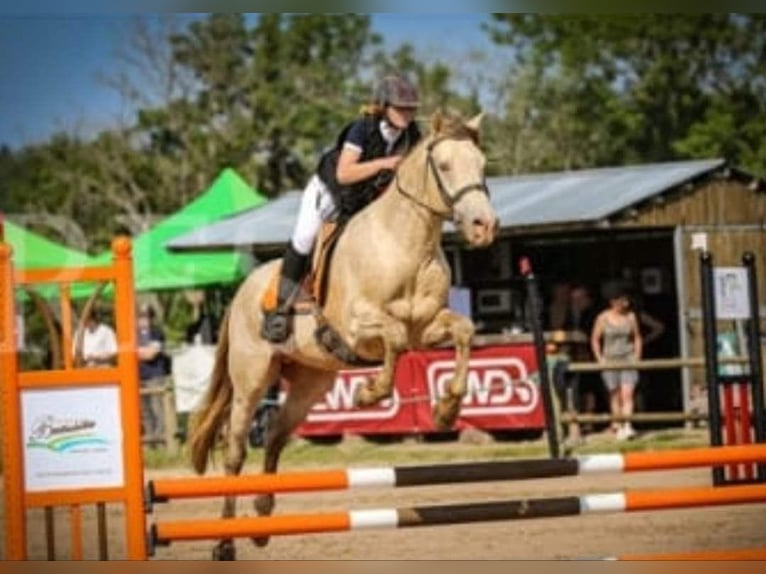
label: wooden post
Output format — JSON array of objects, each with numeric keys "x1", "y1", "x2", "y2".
[
  {"x1": 162, "y1": 379, "x2": 179, "y2": 455},
  {"x1": 112, "y1": 237, "x2": 147, "y2": 560},
  {"x1": 0, "y1": 242, "x2": 26, "y2": 559}
]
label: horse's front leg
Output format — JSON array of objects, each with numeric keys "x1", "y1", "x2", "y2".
[
  {"x1": 417, "y1": 308, "x2": 475, "y2": 429},
  {"x1": 350, "y1": 307, "x2": 408, "y2": 407}
]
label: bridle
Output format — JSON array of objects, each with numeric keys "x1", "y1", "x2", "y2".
[{"x1": 395, "y1": 135, "x2": 489, "y2": 219}]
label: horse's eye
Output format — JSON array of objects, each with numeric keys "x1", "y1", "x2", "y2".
[{"x1": 438, "y1": 161, "x2": 451, "y2": 172}]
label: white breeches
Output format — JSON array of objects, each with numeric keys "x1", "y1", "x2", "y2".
[{"x1": 290, "y1": 174, "x2": 339, "y2": 256}]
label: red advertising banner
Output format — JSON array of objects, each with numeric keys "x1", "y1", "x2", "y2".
[{"x1": 295, "y1": 344, "x2": 545, "y2": 437}]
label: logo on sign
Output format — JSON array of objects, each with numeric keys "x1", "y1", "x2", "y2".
[
  {"x1": 307, "y1": 369, "x2": 401, "y2": 422},
  {"x1": 26, "y1": 415, "x2": 108, "y2": 453},
  {"x1": 426, "y1": 357, "x2": 539, "y2": 415}
]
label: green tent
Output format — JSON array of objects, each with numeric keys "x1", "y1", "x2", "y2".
[
  {"x1": 90, "y1": 168, "x2": 267, "y2": 292},
  {"x1": 1, "y1": 219, "x2": 98, "y2": 302},
  {"x1": 2, "y1": 219, "x2": 95, "y2": 270}
]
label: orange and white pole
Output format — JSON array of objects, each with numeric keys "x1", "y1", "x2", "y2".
[
  {"x1": 148, "y1": 444, "x2": 766, "y2": 505},
  {"x1": 151, "y1": 483, "x2": 766, "y2": 551}
]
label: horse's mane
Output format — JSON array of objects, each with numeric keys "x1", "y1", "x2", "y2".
[
  {"x1": 399, "y1": 108, "x2": 481, "y2": 166},
  {"x1": 427, "y1": 108, "x2": 480, "y2": 145}
]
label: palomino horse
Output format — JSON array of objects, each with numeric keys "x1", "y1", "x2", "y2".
[{"x1": 189, "y1": 109, "x2": 498, "y2": 559}]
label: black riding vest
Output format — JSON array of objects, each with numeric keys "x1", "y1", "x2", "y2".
[{"x1": 316, "y1": 114, "x2": 421, "y2": 220}]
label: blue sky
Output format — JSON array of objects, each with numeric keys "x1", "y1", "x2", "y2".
[{"x1": 0, "y1": 14, "x2": 497, "y2": 149}]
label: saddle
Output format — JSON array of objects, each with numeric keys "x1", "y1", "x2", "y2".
[
  {"x1": 261, "y1": 222, "x2": 343, "y2": 315},
  {"x1": 261, "y1": 223, "x2": 378, "y2": 366}
]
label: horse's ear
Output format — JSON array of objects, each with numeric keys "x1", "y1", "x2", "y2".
[
  {"x1": 429, "y1": 110, "x2": 445, "y2": 135},
  {"x1": 465, "y1": 112, "x2": 485, "y2": 133}
]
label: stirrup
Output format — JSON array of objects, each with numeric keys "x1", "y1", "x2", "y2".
[{"x1": 262, "y1": 309, "x2": 291, "y2": 343}]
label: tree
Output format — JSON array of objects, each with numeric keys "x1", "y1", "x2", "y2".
[
  {"x1": 148, "y1": 14, "x2": 383, "y2": 197},
  {"x1": 486, "y1": 14, "x2": 766, "y2": 174}
]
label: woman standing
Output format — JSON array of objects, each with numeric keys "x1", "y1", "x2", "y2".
[{"x1": 590, "y1": 282, "x2": 643, "y2": 440}]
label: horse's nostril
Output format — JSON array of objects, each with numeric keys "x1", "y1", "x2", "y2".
[{"x1": 472, "y1": 219, "x2": 495, "y2": 235}]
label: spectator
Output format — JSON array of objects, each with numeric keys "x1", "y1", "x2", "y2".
[
  {"x1": 591, "y1": 281, "x2": 643, "y2": 440},
  {"x1": 76, "y1": 307, "x2": 117, "y2": 367},
  {"x1": 137, "y1": 305, "x2": 168, "y2": 442},
  {"x1": 563, "y1": 284, "x2": 602, "y2": 422},
  {"x1": 546, "y1": 281, "x2": 572, "y2": 331},
  {"x1": 565, "y1": 284, "x2": 599, "y2": 337}
]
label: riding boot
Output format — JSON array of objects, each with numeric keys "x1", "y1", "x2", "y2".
[{"x1": 261, "y1": 244, "x2": 309, "y2": 343}]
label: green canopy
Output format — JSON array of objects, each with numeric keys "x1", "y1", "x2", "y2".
[
  {"x1": 2, "y1": 219, "x2": 95, "y2": 270},
  {"x1": 91, "y1": 168, "x2": 266, "y2": 292}
]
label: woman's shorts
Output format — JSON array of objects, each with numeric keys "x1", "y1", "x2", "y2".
[{"x1": 601, "y1": 368, "x2": 638, "y2": 392}]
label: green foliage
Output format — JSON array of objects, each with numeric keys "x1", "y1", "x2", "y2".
[
  {"x1": 152, "y1": 14, "x2": 382, "y2": 198},
  {"x1": 487, "y1": 14, "x2": 766, "y2": 174}
]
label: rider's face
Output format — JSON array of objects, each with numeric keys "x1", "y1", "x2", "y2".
[{"x1": 386, "y1": 105, "x2": 417, "y2": 129}]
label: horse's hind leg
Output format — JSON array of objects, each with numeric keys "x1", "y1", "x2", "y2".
[
  {"x1": 213, "y1": 347, "x2": 280, "y2": 560},
  {"x1": 252, "y1": 365, "x2": 336, "y2": 548},
  {"x1": 417, "y1": 308, "x2": 475, "y2": 429}
]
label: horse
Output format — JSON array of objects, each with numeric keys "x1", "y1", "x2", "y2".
[{"x1": 188, "y1": 108, "x2": 498, "y2": 560}]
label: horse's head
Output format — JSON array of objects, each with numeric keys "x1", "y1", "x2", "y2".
[{"x1": 422, "y1": 109, "x2": 498, "y2": 247}]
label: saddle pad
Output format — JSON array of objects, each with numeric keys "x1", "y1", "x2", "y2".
[
  {"x1": 261, "y1": 265, "x2": 281, "y2": 313},
  {"x1": 261, "y1": 264, "x2": 314, "y2": 314},
  {"x1": 311, "y1": 222, "x2": 343, "y2": 305}
]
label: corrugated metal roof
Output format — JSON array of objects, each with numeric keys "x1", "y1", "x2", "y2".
[
  {"x1": 168, "y1": 158, "x2": 727, "y2": 251},
  {"x1": 490, "y1": 158, "x2": 725, "y2": 227}
]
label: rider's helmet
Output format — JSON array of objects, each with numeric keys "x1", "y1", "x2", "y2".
[{"x1": 374, "y1": 75, "x2": 420, "y2": 109}]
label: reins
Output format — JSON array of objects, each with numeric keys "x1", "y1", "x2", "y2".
[{"x1": 395, "y1": 135, "x2": 489, "y2": 220}]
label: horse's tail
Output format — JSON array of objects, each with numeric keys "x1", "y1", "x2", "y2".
[{"x1": 189, "y1": 308, "x2": 233, "y2": 475}]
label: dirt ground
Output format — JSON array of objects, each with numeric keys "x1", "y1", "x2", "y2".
[{"x1": 7, "y1": 454, "x2": 766, "y2": 561}]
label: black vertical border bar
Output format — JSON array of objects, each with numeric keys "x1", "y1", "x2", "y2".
[
  {"x1": 520, "y1": 257, "x2": 560, "y2": 459},
  {"x1": 700, "y1": 251, "x2": 724, "y2": 485},
  {"x1": 742, "y1": 252, "x2": 766, "y2": 481}
]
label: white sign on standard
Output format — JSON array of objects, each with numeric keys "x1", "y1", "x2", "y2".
[
  {"x1": 713, "y1": 267, "x2": 751, "y2": 320},
  {"x1": 21, "y1": 385, "x2": 124, "y2": 492}
]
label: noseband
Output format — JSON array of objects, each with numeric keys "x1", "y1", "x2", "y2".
[{"x1": 396, "y1": 136, "x2": 489, "y2": 219}]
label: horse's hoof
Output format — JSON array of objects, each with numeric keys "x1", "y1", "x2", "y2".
[
  {"x1": 432, "y1": 398, "x2": 460, "y2": 430},
  {"x1": 252, "y1": 535, "x2": 271, "y2": 548},
  {"x1": 212, "y1": 541, "x2": 236, "y2": 561},
  {"x1": 353, "y1": 382, "x2": 377, "y2": 408}
]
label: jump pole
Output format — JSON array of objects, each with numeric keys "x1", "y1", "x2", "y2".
[
  {"x1": 150, "y1": 482, "x2": 766, "y2": 549},
  {"x1": 147, "y1": 444, "x2": 766, "y2": 504}
]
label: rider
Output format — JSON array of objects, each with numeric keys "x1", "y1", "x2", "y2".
[{"x1": 262, "y1": 74, "x2": 422, "y2": 343}]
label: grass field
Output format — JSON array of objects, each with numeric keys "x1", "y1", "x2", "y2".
[{"x1": 142, "y1": 427, "x2": 713, "y2": 472}]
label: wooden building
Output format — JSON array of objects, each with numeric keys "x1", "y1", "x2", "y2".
[{"x1": 444, "y1": 159, "x2": 765, "y2": 415}]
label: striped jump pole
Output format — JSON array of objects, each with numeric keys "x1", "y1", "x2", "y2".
[
  {"x1": 150, "y1": 482, "x2": 766, "y2": 550},
  {"x1": 147, "y1": 444, "x2": 766, "y2": 506}
]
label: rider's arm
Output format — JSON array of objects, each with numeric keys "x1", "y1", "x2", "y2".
[
  {"x1": 630, "y1": 312, "x2": 643, "y2": 362},
  {"x1": 336, "y1": 147, "x2": 400, "y2": 185},
  {"x1": 335, "y1": 120, "x2": 400, "y2": 185}
]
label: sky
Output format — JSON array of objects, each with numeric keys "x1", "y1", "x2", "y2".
[{"x1": 0, "y1": 13, "x2": 498, "y2": 149}]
